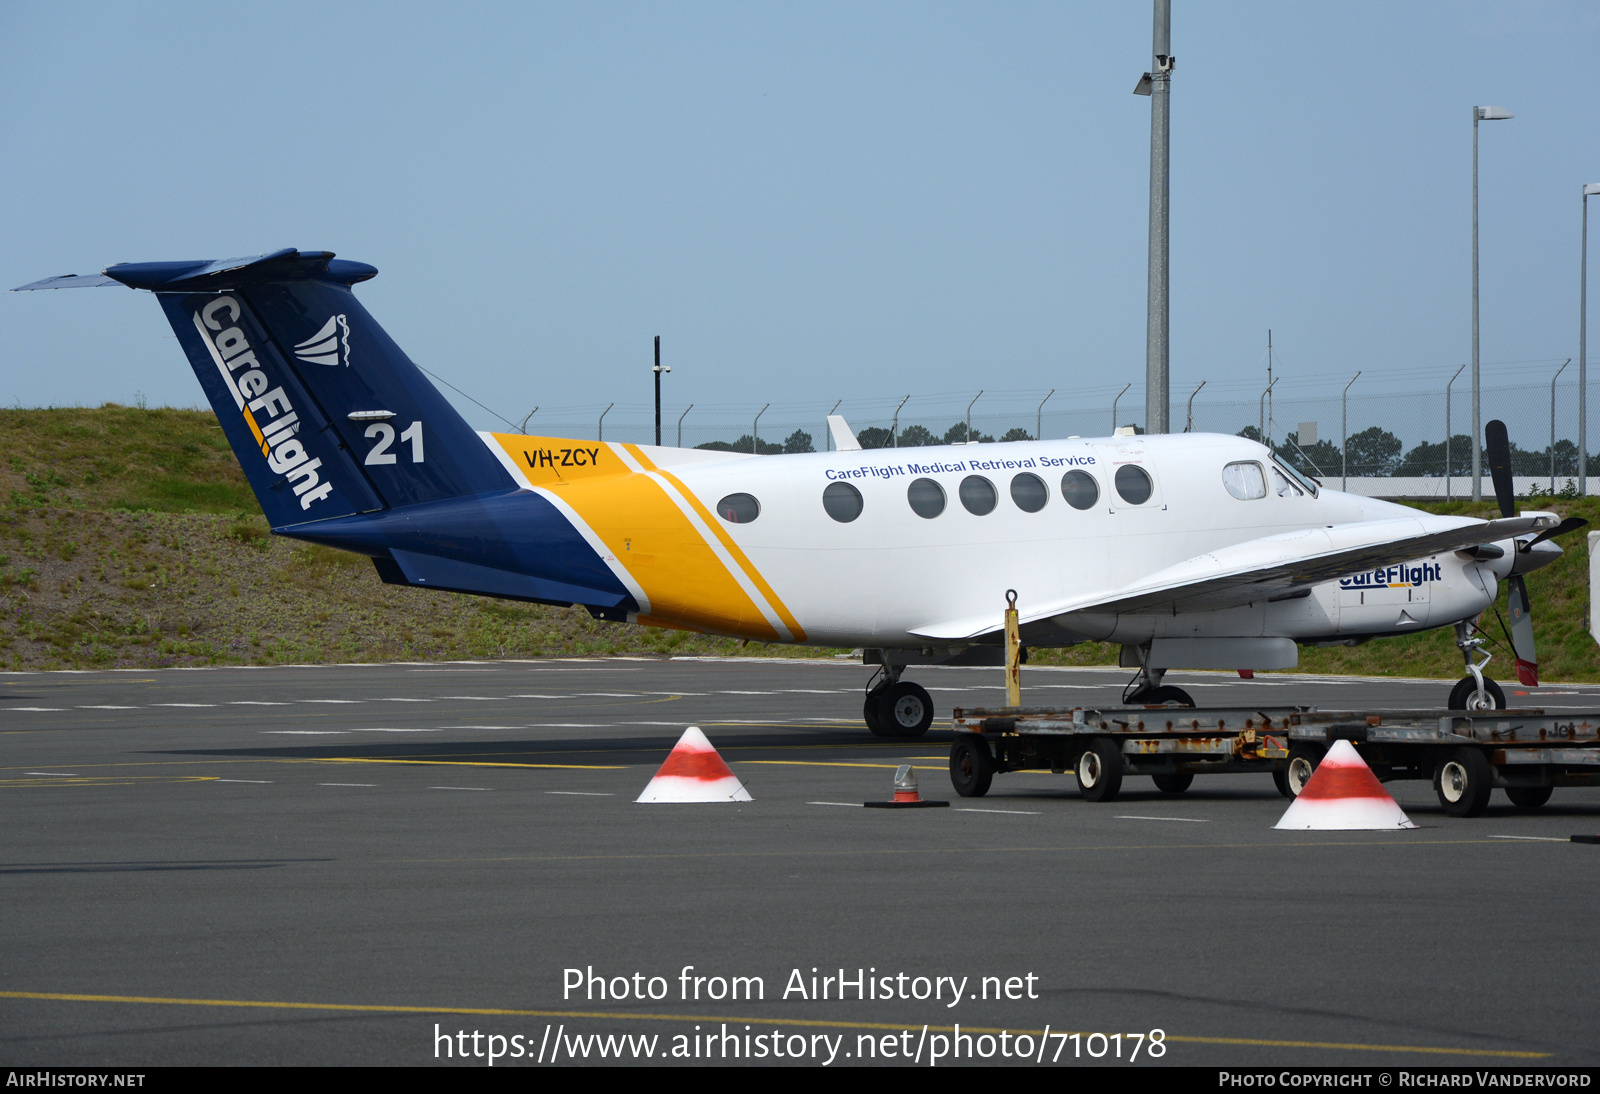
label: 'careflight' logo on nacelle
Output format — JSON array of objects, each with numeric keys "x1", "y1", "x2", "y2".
[
  {"x1": 1339, "y1": 562, "x2": 1442, "y2": 589},
  {"x1": 192, "y1": 297, "x2": 334, "y2": 510}
]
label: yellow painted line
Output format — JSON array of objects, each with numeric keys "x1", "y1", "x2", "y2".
[
  {"x1": 317, "y1": 757, "x2": 624, "y2": 771},
  {"x1": 0, "y1": 776, "x2": 219, "y2": 788},
  {"x1": 0, "y1": 992, "x2": 1544, "y2": 1057}
]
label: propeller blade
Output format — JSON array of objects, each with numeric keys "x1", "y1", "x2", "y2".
[
  {"x1": 1525, "y1": 515, "x2": 1590, "y2": 550},
  {"x1": 1507, "y1": 573, "x2": 1538, "y2": 686},
  {"x1": 1485, "y1": 419, "x2": 1515, "y2": 519}
]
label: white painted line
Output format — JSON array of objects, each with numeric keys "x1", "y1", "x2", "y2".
[
  {"x1": 719, "y1": 690, "x2": 775, "y2": 695},
  {"x1": 24, "y1": 772, "x2": 77, "y2": 777},
  {"x1": 347, "y1": 728, "x2": 441, "y2": 733},
  {"x1": 1116, "y1": 815, "x2": 1209, "y2": 823},
  {"x1": 523, "y1": 723, "x2": 608, "y2": 728},
  {"x1": 150, "y1": 703, "x2": 216, "y2": 708},
  {"x1": 438, "y1": 696, "x2": 501, "y2": 701},
  {"x1": 262, "y1": 731, "x2": 350, "y2": 735},
  {"x1": 547, "y1": 791, "x2": 614, "y2": 796},
  {"x1": 375, "y1": 698, "x2": 434, "y2": 702},
  {"x1": 444, "y1": 725, "x2": 526, "y2": 730},
  {"x1": 7, "y1": 707, "x2": 65, "y2": 712},
  {"x1": 431, "y1": 786, "x2": 491, "y2": 791},
  {"x1": 506, "y1": 694, "x2": 562, "y2": 699},
  {"x1": 1488, "y1": 835, "x2": 1569, "y2": 842},
  {"x1": 298, "y1": 699, "x2": 363, "y2": 704},
  {"x1": 808, "y1": 801, "x2": 864, "y2": 808},
  {"x1": 955, "y1": 808, "x2": 1043, "y2": 815},
  {"x1": 319, "y1": 783, "x2": 376, "y2": 787},
  {"x1": 78, "y1": 705, "x2": 137, "y2": 710},
  {"x1": 217, "y1": 779, "x2": 273, "y2": 784},
  {"x1": 229, "y1": 701, "x2": 290, "y2": 706}
]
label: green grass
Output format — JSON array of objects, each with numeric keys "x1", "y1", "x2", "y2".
[{"x1": 2, "y1": 405, "x2": 1597, "y2": 681}]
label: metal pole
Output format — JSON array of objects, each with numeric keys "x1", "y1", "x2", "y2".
[
  {"x1": 1584, "y1": 187, "x2": 1595, "y2": 496},
  {"x1": 1445, "y1": 363, "x2": 1464, "y2": 498},
  {"x1": 1472, "y1": 109, "x2": 1481, "y2": 499},
  {"x1": 891, "y1": 394, "x2": 909, "y2": 447},
  {"x1": 966, "y1": 390, "x2": 983, "y2": 443},
  {"x1": 1143, "y1": 0, "x2": 1172, "y2": 435},
  {"x1": 826, "y1": 399, "x2": 841, "y2": 451},
  {"x1": 519, "y1": 406, "x2": 539, "y2": 434},
  {"x1": 653, "y1": 336, "x2": 661, "y2": 446},
  {"x1": 1036, "y1": 389, "x2": 1054, "y2": 441},
  {"x1": 1341, "y1": 371, "x2": 1360, "y2": 491},
  {"x1": 1184, "y1": 380, "x2": 1205, "y2": 432},
  {"x1": 1111, "y1": 383, "x2": 1130, "y2": 436},
  {"x1": 1552, "y1": 364, "x2": 1562, "y2": 492},
  {"x1": 598, "y1": 402, "x2": 613, "y2": 442},
  {"x1": 753, "y1": 403, "x2": 769, "y2": 454},
  {"x1": 676, "y1": 403, "x2": 692, "y2": 448},
  {"x1": 1258, "y1": 377, "x2": 1276, "y2": 446}
]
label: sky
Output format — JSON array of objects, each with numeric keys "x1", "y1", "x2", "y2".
[{"x1": 2, "y1": 2, "x2": 1597, "y2": 447}]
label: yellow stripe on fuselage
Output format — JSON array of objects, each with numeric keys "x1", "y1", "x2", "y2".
[{"x1": 487, "y1": 434, "x2": 782, "y2": 640}]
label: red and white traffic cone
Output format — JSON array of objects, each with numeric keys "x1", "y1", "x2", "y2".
[
  {"x1": 1274, "y1": 740, "x2": 1415, "y2": 830},
  {"x1": 635, "y1": 727, "x2": 752, "y2": 803}
]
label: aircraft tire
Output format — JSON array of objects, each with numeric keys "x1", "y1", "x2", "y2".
[
  {"x1": 863, "y1": 688, "x2": 890, "y2": 736},
  {"x1": 1284, "y1": 744, "x2": 1324, "y2": 798},
  {"x1": 1505, "y1": 785, "x2": 1553, "y2": 809},
  {"x1": 1434, "y1": 747, "x2": 1493, "y2": 818},
  {"x1": 1447, "y1": 675, "x2": 1505, "y2": 711},
  {"x1": 1076, "y1": 737, "x2": 1123, "y2": 802},
  {"x1": 876, "y1": 682, "x2": 934, "y2": 738},
  {"x1": 1151, "y1": 772, "x2": 1193, "y2": 794},
  {"x1": 1141, "y1": 686, "x2": 1195, "y2": 707},
  {"x1": 949, "y1": 736, "x2": 994, "y2": 797}
]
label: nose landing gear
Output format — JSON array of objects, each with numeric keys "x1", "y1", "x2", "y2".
[
  {"x1": 863, "y1": 664, "x2": 934, "y2": 738},
  {"x1": 1450, "y1": 621, "x2": 1505, "y2": 711}
]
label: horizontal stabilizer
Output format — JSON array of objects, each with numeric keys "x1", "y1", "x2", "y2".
[{"x1": 12, "y1": 273, "x2": 125, "y2": 291}]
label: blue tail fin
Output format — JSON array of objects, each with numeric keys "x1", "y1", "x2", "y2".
[{"x1": 105, "y1": 249, "x2": 514, "y2": 528}]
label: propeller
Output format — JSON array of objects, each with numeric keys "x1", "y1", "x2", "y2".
[{"x1": 1481, "y1": 420, "x2": 1589, "y2": 687}]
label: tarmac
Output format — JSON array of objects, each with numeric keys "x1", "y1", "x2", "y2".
[{"x1": 2, "y1": 657, "x2": 1597, "y2": 1067}]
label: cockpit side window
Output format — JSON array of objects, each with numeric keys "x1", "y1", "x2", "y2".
[
  {"x1": 1222, "y1": 461, "x2": 1267, "y2": 500},
  {"x1": 1272, "y1": 457, "x2": 1320, "y2": 498}
]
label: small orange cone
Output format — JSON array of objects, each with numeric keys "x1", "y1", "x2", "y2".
[
  {"x1": 1274, "y1": 740, "x2": 1415, "y2": 830},
  {"x1": 635, "y1": 727, "x2": 752, "y2": 803},
  {"x1": 863, "y1": 764, "x2": 949, "y2": 809}
]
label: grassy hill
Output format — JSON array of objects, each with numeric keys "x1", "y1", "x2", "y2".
[{"x1": 2, "y1": 405, "x2": 1596, "y2": 683}]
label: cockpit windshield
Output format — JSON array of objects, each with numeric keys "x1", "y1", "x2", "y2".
[{"x1": 1272, "y1": 457, "x2": 1319, "y2": 498}]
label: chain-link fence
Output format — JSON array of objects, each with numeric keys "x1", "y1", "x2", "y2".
[{"x1": 498, "y1": 357, "x2": 1599, "y2": 495}]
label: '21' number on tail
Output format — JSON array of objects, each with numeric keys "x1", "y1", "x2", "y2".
[{"x1": 364, "y1": 421, "x2": 424, "y2": 465}]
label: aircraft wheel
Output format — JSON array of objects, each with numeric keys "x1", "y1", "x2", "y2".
[
  {"x1": 876, "y1": 681, "x2": 934, "y2": 739},
  {"x1": 1152, "y1": 772, "x2": 1193, "y2": 794},
  {"x1": 1142, "y1": 686, "x2": 1195, "y2": 707},
  {"x1": 863, "y1": 687, "x2": 890, "y2": 736},
  {"x1": 949, "y1": 736, "x2": 994, "y2": 797},
  {"x1": 1434, "y1": 747, "x2": 1493, "y2": 817},
  {"x1": 1505, "y1": 785, "x2": 1552, "y2": 809},
  {"x1": 1076, "y1": 737, "x2": 1123, "y2": 802},
  {"x1": 1447, "y1": 676, "x2": 1506, "y2": 711},
  {"x1": 1284, "y1": 744, "x2": 1324, "y2": 798}
]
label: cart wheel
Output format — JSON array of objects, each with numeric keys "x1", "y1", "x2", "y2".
[
  {"x1": 949, "y1": 736, "x2": 995, "y2": 798},
  {"x1": 1284, "y1": 745, "x2": 1323, "y2": 798},
  {"x1": 1152, "y1": 772, "x2": 1193, "y2": 794},
  {"x1": 1447, "y1": 675, "x2": 1505, "y2": 711},
  {"x1": 1505, "y1": 785, "x2": 1552, "y2": 809},
  {"x1": 1434, "y1": 747, "x2": 1493, "y2": 817},
  {"x1": 1076, "y1": 737, "x2": 1123, "y2": 802},
  {"x1": 1271, "y1": 763, "x2": 1292, "y2": 798}
]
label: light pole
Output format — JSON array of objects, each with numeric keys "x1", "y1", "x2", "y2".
[
  {"x1": 1445, "y1": 363, "x2": 1464, "y2": 499},
  {"x1": 1341, "y1": 372, "x2": 1359, "y2": 491},
  {"x1": 1184, "y1": 380, "x2": 1204, "y2": 432},
  {"x1": 1582, "y1": 184, "x2": 1600, "y2": 496},
  {"x1": 1111, "y1": 383, "x2": 1130, "y2": 436},
  {"x1": 598, "y1": 402, "x2": 613, "y2": 442},
  {"x1": 965, "y1": 390, "x2": 983, "y2": 443},
  {"x1": 891, "y1": 394, "x2": 910, "y2": 447},
  {"x1": 1552, "y1": 358, "x2": 1571, "y2": 493},
  {"x1": 753, "y1": 403, "x2": 769, "y2": 455},
  {"x1": 1472, "y1": 105, "x2": 1515, "y2": 500},
  {"x1": 652, "y1": 336, "x2": 671, "y2": 446},
  {"x1": 1134, "y1": 0, "x2": 1173, "y2": 435},
  {"x1": 1036, "y1": 388, "x2": 1054, "y2": 441},
  {"x1": 676, "y1": 404, "x2": 693, "y2": 448}
]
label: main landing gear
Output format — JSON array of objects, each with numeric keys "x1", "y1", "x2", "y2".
[
  {"x1": 1121, "y1": 651, "x2": 1195, "y2": 709},
  {"x1": 1449, "y1": 621, "x2": 1506, "y2": 711},
  {"x1": 864, "y1": 664, "x2": 934, "y2": 739}
]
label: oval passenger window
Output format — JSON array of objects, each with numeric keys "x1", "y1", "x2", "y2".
[
  {"x1": 1060, "y1": 470, "x2": 1099, "y2": 511},
  {"x1": 716, "y1": 493, "x2": 761, "y2": 523},
  {"x1": 959, "y1": 475, "x2": 997, "y2": 516},
  {"x1": 822, "y1": 481, "x2": 864, "y2": 523},
  {"x1": 906, "y1": 477, "x2": 945, "y2": 519},
  {"x1": 1114, "y1": 464, "x2": 1153, "y2": 505},
  {"x1": 1221, "y1": 462, "x2": 1266, "y2": 501},
  {"x1": 1010, "y1": 472, "x2": 1048, "y2": 513}
]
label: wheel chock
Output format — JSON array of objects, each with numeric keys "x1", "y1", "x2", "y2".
[{"x1": 863, "y1": 764, "x2": 948, "y2": 809}]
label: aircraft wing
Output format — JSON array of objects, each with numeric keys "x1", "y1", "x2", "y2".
[{"x1": 910, "y1": 513, "x2": 1554, "y2": 642}]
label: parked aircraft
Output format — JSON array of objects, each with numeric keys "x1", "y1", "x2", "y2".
[{"x1": 16, "y1": 250, "x2": 1583, "y2": 735}]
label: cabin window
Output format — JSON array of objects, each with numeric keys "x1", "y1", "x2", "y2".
[
  {"x1": 716, "y1": 493, "x2": 761, "y2": 523},
  {"x1": 822, "y1": 481, "x2": 864, "y2": 522},
  {"x1": 1113, "y1": 464, "x2": 1153, "y2": 505},
  {"x1": 1010, "y1": 472, "x2": 1048, "y2": 513},
  {"x1": 1222, "y1": 461, "x2": 1267, "y2": 500},
  {"x1": 959, "y1": 475, "x2": 997, "y2": 515},
  {"x1": 907, "y1": 477, "x2": 946, "y2": 518},
  {"x1": 1060, "y1": 470, "x2": 1099, "y2": 510}
]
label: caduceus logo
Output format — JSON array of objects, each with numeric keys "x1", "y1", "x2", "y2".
[{"x1": 293, "y1": 314, "x2": 351, "y2": 367}]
